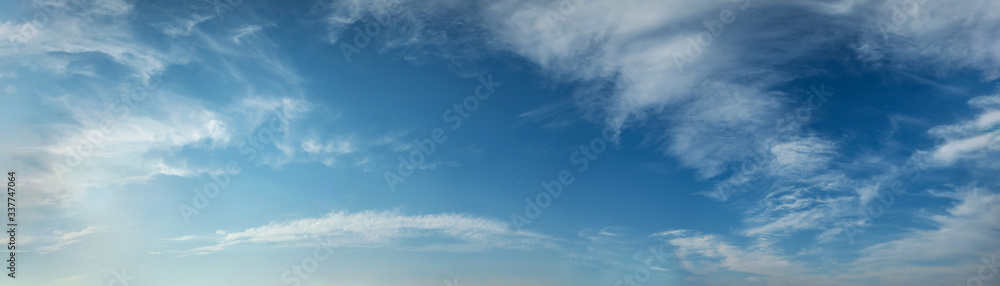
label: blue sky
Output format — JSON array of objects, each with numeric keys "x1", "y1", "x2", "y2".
[{"x1": 1, "y1": 0, "x2": 999, "y2": 285}]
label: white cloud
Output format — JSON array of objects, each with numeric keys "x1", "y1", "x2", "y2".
[
  {"x1": 651, "y1": 229, "x2": 689, "y2": 237},
  {"x1": 319, "y1": 4, "x2": 1000, "y2": 283},
  {"x1": 231, "y1": 24, "x2": 269, "y2": 44},
  {"x1": 664, "y1": 83, "x2": 786, "y2": 179},
  {"x1": 655, "y1": 184, "x2": 1000, "y2": 285},
  {"x1": 318, "y1": 0, "x2": 1000, "y2": 197},
  {"x1": 742, "y1": 195, "x2": 854, "y2": 238},
  {"x1": 925, "y1": 95, "x2": 1000, "y2": 167},
  {"x1": 856, "y1": 187, "x2": 1000, "y2": 264},
  {"x1": 314, "y1": 0, "x2": 859, "y2": 193},
  {"x1": 36, "y1": 226, "x2": 99, "y2": 254},
  {"x1": 300, "y1": 136, "x2": 358, "y2": 166},
  {"x1": 2, "y1": 0, "x2": 336, "y2": 210},
  {"x1": 302, "y1": 137, "x2": 356, "y2": 154},
  {"x1": 833, "y1": 186, "x2": 1000, "y2": 284},
  {"x1": 21, "y1": 92, "x2": 234, "y2": 207},
  {"x1": 0, "y1": 21, "x2": 39, "y2": 46},
  {"x1": 770, "y1": 137, "x2": 837, "y2": 175},
  {"x1": 157, "y1": 14, "x2": 214, "y2": 37},
  {"x1": 178, "y1": 210, "x2": 556, "y2": 256},
  {"x1": 664, "y1": 232, "x2": 804, "y2": 278},
  {"x1": 855, "y1": 0, "x2": 1000, "y2": 80},
  {"x1": 2, "y1": 0, "x2": 180, "y2": 82}
]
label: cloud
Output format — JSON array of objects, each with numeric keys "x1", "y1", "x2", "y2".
[
  {"x1": 856, "y1": 187, "x2": 1000, "y2": 265},
  {"x1": 231, "y1": 24, "x2": 272, "y2": 44},
  {"x1": 831, "y1": 186, "x2": 1000, "y2": 284},
  {"x1": 651, "y1": 229, "x2": 689, "y2": 237},
  {"x1": 654, "y1": 184, "x2": 1000, "y2": 285},
  {"x1": 3, "y1": 0, "x2": 181, "y2": 82},
  {"x1": 854, "y1": 0, "x2": 1000, "y2": 80},
  {"x1": 317, "y1": 0, "x2": 1000, "y2": 195},
  {"x1": 47, "y1": 273, "x2": 92, "y2": 286},
  {"x1": 656, "y1": 230, "x2": 862, "y2": 285},
  {"x1": 0, "y1": 0, "x2": 351, "y2": 211},
  {"x1": 302, "y1": 137, "x2": 356, "y2": 155},
  {"x1": 373, "y1": 129, "x2": 412, "y2": 146},
  {"x1": 162, "y1": 235, "x2": 202, "y2": 241},
  {"x1": 301, "y1": 136, "x2": 358, "y2": 166},
  {"x1": 178, "y1": 210, "x2": 556, "y2": 255},
  {"x1": 156, "y1": 14, "x2": 214, "y2": 37},
  {"x1": 21, "y1": 92, "x2": 235, "y2": 207},
  {"x1": 927, "y1": 95, "x2": 1000, "y2": 166},
  {"x1": 684, "y1": 135, "x2": 858, "y2": 239},
  {"x1": 515, "y1": 100, "x2": 579, "y2": 130},
  {"x1": 315, "y1": 0, "x2": 853, "y2": 188},
  {"x1": 742, "y1": 194, "x2": 854, "y2": 238},
  {"x1": 769, "y1": 137, "x2": 837, "y2": 175},
  {"x1": 663, "y1": 231, "x2": 807, "y2": 280},
  {"x1": 315, "y1": 6, "x2": 1000, "y2": 285},
  {"x1": 36, "y1": 226, "x2": 99, "y2": 254},
  {"x1": 0, "y1": 21, "x2": 39, "y2": 46}
]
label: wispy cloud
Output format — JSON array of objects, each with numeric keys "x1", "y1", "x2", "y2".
[
  {"x1": 36, "y1": 226, "x2": 99, "y2": 254},
  {"x1": 928, "y1": 95, "x2": 1000, "y2": 166},
  {"x1": 177, "y1": 210, "x2": 557, "y2": 256},
  {"x1": 654, "y1": 184, "x2": 1000, "y2": 285},
  {"x1": 231, "y1": 24, "x2": 272, "y2": 45}
]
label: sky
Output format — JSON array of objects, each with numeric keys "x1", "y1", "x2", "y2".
[{"x1": 0, "y1": 0, "x2": 999, "y2": 285}]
